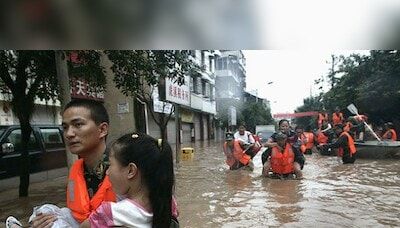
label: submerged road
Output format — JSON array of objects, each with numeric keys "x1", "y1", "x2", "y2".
[{"x1": 175, "y1": 141, "x2": 400, "y2": 227}]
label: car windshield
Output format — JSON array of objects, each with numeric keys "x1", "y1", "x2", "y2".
[{"x1": 257, "y1": 130, "x2": 274, "y2": 139}]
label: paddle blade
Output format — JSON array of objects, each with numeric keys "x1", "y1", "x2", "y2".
[{"x1": 347, "y1": 103, "x2": 358, "y2": 115}]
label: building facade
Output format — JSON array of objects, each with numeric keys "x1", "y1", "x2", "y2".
[{"x1": 215, "y1": 50, "x2": 247, "y2": 133}]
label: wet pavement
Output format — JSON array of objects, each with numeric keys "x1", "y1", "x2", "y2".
[{"x1": 1, "y1": 140, "x2": 400, "y2": 227}]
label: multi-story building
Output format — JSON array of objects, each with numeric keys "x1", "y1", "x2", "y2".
[
  {"x1": 184, "y1": 50, "x2": 219, "y2": 143},
  {"x1": 111, "y1": 50, "x2": 220, "y2": 144},
  {"x1": 215, "y1": 50, "x2": 247, "y2": 132}
]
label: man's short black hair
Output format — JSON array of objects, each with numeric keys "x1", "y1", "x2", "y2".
[
  {"x1": 225, "y1": 132, "x2": 234, "y2": 141},
  {"x1": 64, "y1": 99, "x2": 109, "y2": 125},
  {"x1": 275, "y1": 132, "x2": 288, "y2": 140}
]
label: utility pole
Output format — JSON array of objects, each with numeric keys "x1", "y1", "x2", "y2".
[{"x1": 175, "y1": 104, "x2": 181, "y2": 163}]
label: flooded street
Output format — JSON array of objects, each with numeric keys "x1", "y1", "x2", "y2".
[{"x1": 175, "y1": 141, "x2": 400, "y2": 227}]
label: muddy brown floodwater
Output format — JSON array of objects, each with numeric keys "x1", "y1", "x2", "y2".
[{"x1": 175, "y1": 141, "x2": 400, "y2": 227}]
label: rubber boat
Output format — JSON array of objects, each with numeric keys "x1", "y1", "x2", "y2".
[{"x1": 354, "y1": 140, "x2": 400, "y2": 159}]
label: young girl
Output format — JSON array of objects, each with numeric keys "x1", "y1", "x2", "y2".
[
  {"x1": 5, "y1": 133, "x2": 177, "y2": 228},
  {"x1": 80, "y1": 132, "x2": 176, "y2": 228}
]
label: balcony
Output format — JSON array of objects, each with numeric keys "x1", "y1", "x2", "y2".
[{"x1": 190, "y1": 94, "x2": 216, "y2": 114}]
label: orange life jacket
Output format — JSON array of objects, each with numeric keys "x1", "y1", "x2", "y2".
[
  {"x1": 304, "y1": 132, "x2": 315, "y2": 149},
  {"x1": 67, "y1": 159, "x2": 116, "y2": 223},
  {"x1": 298, "y1": 133, "x2": 310, "y2": 153},
  {"x1": 270, "y1": 144, "x2": 295, "y2": 175},
  {"x1": 299, "y1": 133, "x2": 307, "y2": 153},
  {"x1": 332, "y1": 112, "x2": 344, "y2": 126},
  {"x1": 382, "y1": 129, "x2": 397, "y2": 141},
  {"x1": 223, "y1": 140, "x2": 251, "y2": 168},
  {"x1": 317, "y1": 132, "x2": 328, "y2": 145},
  {"x1": 337, "y1": 132, "x2": 357, "y2": 157}
]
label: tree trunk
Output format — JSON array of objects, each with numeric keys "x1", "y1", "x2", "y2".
[
  {"x1": 159, "y1": 113, "x2": 168, "y2": 141},
  {"x1": 17, "y1": 112, "x2": 32, "y2": 197},
  {"x1": 55, "y1": 50, "x2": 77, "y2": 168}
]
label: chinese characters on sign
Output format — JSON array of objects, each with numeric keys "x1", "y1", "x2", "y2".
[
  {"x1": 165, "y1": 76, "x2": 190, "y2": 106},
  {"x1": 153, "y1": 87, "x2": 173, "y2": 114},
  {"x1": 70, "y1": 78, "x2": 105, "y2": 101}
]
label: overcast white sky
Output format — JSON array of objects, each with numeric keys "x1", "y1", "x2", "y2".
[{"x1": 243, "y1": 50, "x2": 370, "y2": 114}]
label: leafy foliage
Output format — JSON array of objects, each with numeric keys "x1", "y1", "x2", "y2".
[
  {"x1": 297, "y1": 50, "x2": 400, "y2": 131},
  {"x1": 106, "y1": 50, "x2": 199, "y2": 98},
  {"x1": 238, "y1": 101, "x2": 274, "y2": 133},
  {"x1": 105, "y1": 50, "x2": 201, "y2": 139}
]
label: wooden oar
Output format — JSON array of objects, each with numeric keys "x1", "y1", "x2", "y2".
[{"x1": 347, "y1": 104, "x2": 381, "y2": 141}]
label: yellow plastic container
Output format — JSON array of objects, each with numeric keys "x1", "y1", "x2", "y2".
[{"x1": 181, "y1": 147, "x2": 194, "y2": 161}]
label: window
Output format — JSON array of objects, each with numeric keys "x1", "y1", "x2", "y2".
[
  {"x1": 202, "y1": 80, "x2": 206, "y2": 97},
  {"x1": 6, "y1": 129, "x2": 40, "y2": 151},
  {"x1": 216, "y1": 58, "x2": 222, "y2": 70},
  {"x1": 40, "y1": 128, "x2": 64, "y2": 149},
  {"x1": 190, "y1": 76, "x2": 194, "y2": 92},
  {"x1": 203, "y1": 81, "x2": 210, "y2": 98},
  {"x1": 209, "y1": 58, "x2": 213, "y2": 72},
  {"x1": 210, "y1": 86, "x2": 215, "y2": 100},
  {"x1": 201, "y1": 51, "x2": 205, "y2": 67},
  {"x1": 222, "y1": 57, "x2": 227, "y2": 70},
  {"x1": 194, "y1": 76, "x2": 202, "y2": 94},
  {"x1": 216, "y1": 57, "x2": 227, "y2": 70}
]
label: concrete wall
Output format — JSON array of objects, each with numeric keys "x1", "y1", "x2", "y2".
[{"x1": 102, "y1": 55, "x2": 136, "y2": 144}]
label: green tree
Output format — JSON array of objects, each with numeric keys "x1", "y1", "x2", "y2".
[
  {"x1": 237, "y1": 102, "x2": 273, "y2": 133},
  {"x1": 304, "y1": 50, "x2": 400, "y2": 132},
  {"x1": 294, "y1": 94, "x2": 324, "y2": 130},
  {"x1": 0, "y1": 50, "x2": 105, "y2": 197},
  {"x1": 105, "y1": 50, "x2": 200, "y2": 140}
]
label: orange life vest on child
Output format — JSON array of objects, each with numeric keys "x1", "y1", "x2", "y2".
[
  {"x1": 298, "y1": 133, "x2": 313, "y2": 153},
  {"x1": 337, "y1": 132, "x2": 357, "y2": 157},
  {"x1": 382, "y1": 129, "x2": 397, "y2": 141},
  {"x1": 299, "y1": 134, "x2": 307, "y2": 153},
  {"x1": 304, "y1": 132, "x2": 315, "y2": 149},
  {"x1": 67, "y1": 159, "x2": 116, "y2": 223},
  {"x1": 270, "y1": 144, "x2": 295, "y2": 175},
  {"x1": 223, "y1": 140, "x2": 251, "y2": 168},
  {"x1": 332, "y1": 112, "x2": 344, "y2": 126}
]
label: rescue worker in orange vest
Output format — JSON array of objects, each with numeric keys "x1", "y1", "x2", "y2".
[
  {"x1": 318, "y1": 124, "x2": 357, "y2": 164},
  {"x1": 382, "y1": 122, "x2": 397, "y2": 141},
  {"x1": 223, "y1": 132, "x2": 254, "y2": 171},
  {"x1": 318, "y1": 110, "x2": 329, "y2": 129},
  {"x1": 295, "y1": 125, "x2": 316, "y2": 155},
  {"x1": 262, "y1": 132, "x2": 304, "y2": 179},
  {"x1": 31, "y1": 100, "x2": 116, "y2": 227},
  {"x1": 332, "y1": 106, "x2": 344, "y2": 126}
]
